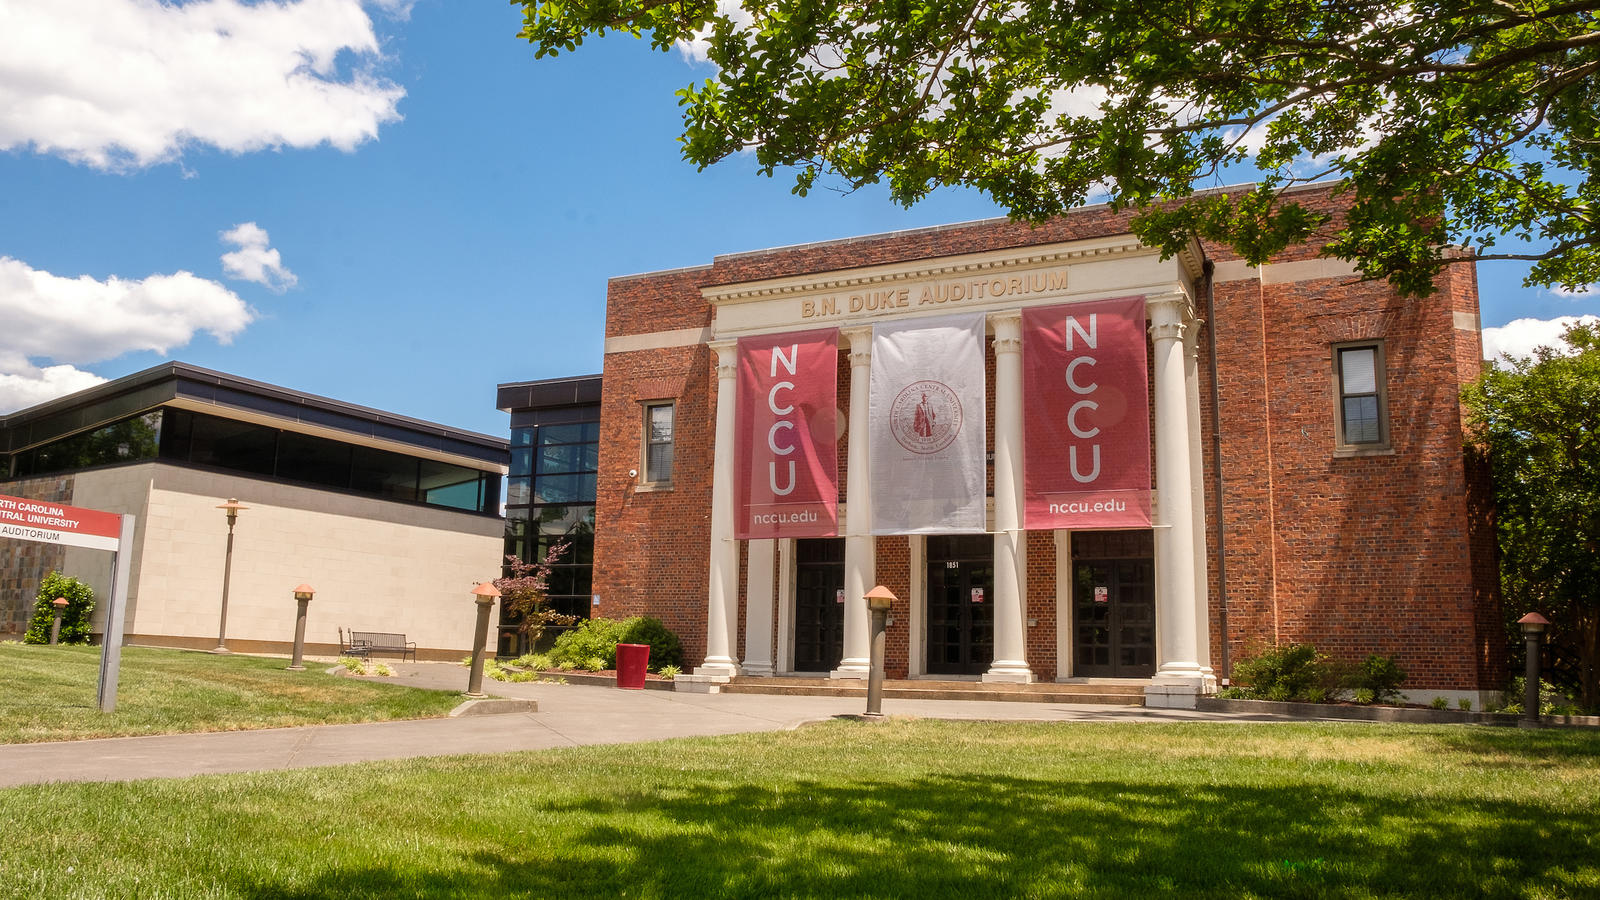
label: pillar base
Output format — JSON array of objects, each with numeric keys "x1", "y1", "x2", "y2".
[
  {"x1": 1145, "y1": 681, "x2": 1202, "y2": 709},
  {"x1": 675, "y1": 673, "x2": 733, "y2": 694},
  {"x1": 983, "y1": 663, "x2": 1034, "y2": 684},
  {"x1": 210, "y1": 647, "x2": 232, "y2": 654},
  {"x1": 695, "y1": 659, "x2": 740, "y2": 678},
  {"x1": 830, "y1": 659, "x2": 870, "y2": 680},
  {"x1": 741, "y1": 663, "x2": 775, "y2": 678}
]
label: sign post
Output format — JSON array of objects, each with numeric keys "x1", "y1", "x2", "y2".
[{"x1": 0, "y1": 493, "x2": 133, "y2": 712}]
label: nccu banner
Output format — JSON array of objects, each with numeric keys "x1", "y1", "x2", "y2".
[
  {"x1": 734, "y1": 328, "x2": 840, "y2": 539},
  {"x1": 870, "y1": 312, "x2": 987, "y2": 534},
  {"x1": 1022, "y1": 297, "x2": 1152, "y2": 529}
]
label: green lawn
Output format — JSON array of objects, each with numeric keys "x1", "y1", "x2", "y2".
[
  {"x1": 2, "y1": 720, "x2": 1597, "y2": 898},
  {"x1": 0, "y1": 643, "x2": 461, "y2": 743}
]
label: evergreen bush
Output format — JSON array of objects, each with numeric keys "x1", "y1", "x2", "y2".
[
  {"x1": 23, "y1": 572, "x2": 95, "y2": 645},
  {"x1": 616, "y1": 616, "x2": 683, "y2": 670},
  {"x1": 1229, "y1": 643, "x2": 1329, "y2": 702}
]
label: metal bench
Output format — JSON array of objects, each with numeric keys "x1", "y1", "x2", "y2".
[{"x1": 344, "y1": 629, "x2": 416, "y2": 661}]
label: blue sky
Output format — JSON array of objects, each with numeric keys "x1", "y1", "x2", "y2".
[{"x1": 1, "y1": 1, "x2": 1594, "y2": 437}]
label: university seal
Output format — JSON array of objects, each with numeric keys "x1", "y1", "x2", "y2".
[{"x1": 889, "y1": 380, "x2": 962, "y2": 454}]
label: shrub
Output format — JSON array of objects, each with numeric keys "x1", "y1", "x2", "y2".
[
  {"x1": 617, "y1": 616, "x2": 684, "y2": 670},
  {"x1": 1349, "y1": 654, "x2": 1407, "y2": 703},
  {"x1": 514, "y1": 652, "x2": 554, "y2": 671},
  {"x1": 1430, "y1": 696, "x2": 1449, "y2": 710},
  {"x1": 550, "y1": 617, "x2": 626, "y2": 668},
  {"x1": 1501, "y1": 677, "x2": 1582, "y2": 716},
  {"x1": 23, "y1": 572, "x2": 95, "y2": 645},
  {"x1": 1458, "y1": 698, "x2": 1473, "y2": 711},
  {"x1": 657, "y1": 664, "x2": 681, "y2": 680},
  {"x1": 338, "y1": 656, "x2": 367, "y2": 673},
  {"x1": 1352, "y1": 688, "x2": 1376, "y2": 704},
  {"x1": 581, "y1": 656, "x2": 607, "y2": 672},
  {"x1": 1230, "y1": 643, "x2": 1329, "y2": 702}
]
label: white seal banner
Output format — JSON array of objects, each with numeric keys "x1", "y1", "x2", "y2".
[{"x1": 868, "y1": 312, "x2": 987, "y2": 534}]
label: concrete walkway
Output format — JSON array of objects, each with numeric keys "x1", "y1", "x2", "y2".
[{"x1": 0, "y1": 662, "x2": 1299, "y2": 788}]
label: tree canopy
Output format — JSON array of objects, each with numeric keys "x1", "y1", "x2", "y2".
[
  {"x1": 1463, "y1": 324, "x2": 1600, "y2": 712},
  {"x1": 516, "y1": 0, "x2": 1600, "y2": 296}
]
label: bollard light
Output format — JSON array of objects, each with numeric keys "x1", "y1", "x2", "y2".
[
  {"x1": 466, "y1": 582, "x2": 502, "y2": 698},
  {"x1": 288, "y1": 584, "x2": 315, "y2": 671},
  {"x1": 863, "y1": 585, "x2": 897, "y2": 719},
  {"x1": 49, "y1": 596, "x2": 68, "y2": 645},
  {"x1": 1518, "y1": 612, "x2": 1550, "y2": 728},
  {"x1": 213, "y1": 498, "x2": 249, "y2": 654}
]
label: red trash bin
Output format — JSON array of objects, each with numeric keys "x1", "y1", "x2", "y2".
[{"x1": 616, "y1": 643, "x2": 650, "y2": 689}]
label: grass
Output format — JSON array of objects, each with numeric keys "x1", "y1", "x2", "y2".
[
  {"x1": 2, "y1": 719, "x2": 1598, "y2": 898},
  {"x1": 0, "y1": 643, "x2": 462, "y2": 744}
]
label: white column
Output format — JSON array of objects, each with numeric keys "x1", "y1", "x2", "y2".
[
  {"x1": 986, "y1": 311, "x2": 1033, "y2": 683},
  {"x1": 1183, "y1": 321, "x2": 1215, "y2": 688},
  {"x1": 699, "y1": 339, "x2": 740, "y2": 676},
  {"x1": 1146, "y1": 294, "x2": 1206, "y2": 705},
  {"x1": 775, "y1": 539, "x2": 796, "y2": 674},
  {"x1": 834, "y1": 326, "x2": 873, "y2": 679},
  {"x1": 742, "y1": 539, "x2": 776, "y2": 676}
]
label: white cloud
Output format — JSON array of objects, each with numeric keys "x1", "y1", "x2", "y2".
[
  {"x1": 1551, "y1": 284, "x2": 1598, "y2": 299},
  {"x1": 220, "y1": 222, "x2": 297, "y2": 291},
  {"x1": 0, "y1": 365, "x2": 108, "y2": 414},
  {"x1": 0, "y1": 256, "x2": 254, "y2": 413},
  {"x1": 675, "y1": 2, "x2": 753, "y2": 64},
  {"x1": 1482, "y1": 315, "x2": 1600, "y2": 362},
  {"x1": 0, "y1": 0, "x2": 405, "y2": 171}
]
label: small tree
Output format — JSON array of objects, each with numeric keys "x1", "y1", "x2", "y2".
[
  {"x1": 493, "y1": 542, "x2": 577, "y2": 649},
  {"x1": 1463, "y1": 323, "x2": 1600, "y2": 712},
  {"x1": 23, "y1": 572, "x2": 96, "y2": 645}
]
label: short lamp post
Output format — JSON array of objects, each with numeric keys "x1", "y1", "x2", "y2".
[
  {"x1": 213, "y1": 498, "x2": 249, "y2": 654},
  {"x1": 863, "y1": 585, "x2": 897, "y2": 719},
  {"x1": 1518, "y1": 612, "x2": 1551, "y2": 728},
  {"x1": 466, "y1": 582, "x2": 501, "y2": 698},
  {"x1": 49, "y1": 596, "x2": 67, "y2": 645},
  {"x1": 288, "y1": 584, "x2": 315, "y2": 671}
]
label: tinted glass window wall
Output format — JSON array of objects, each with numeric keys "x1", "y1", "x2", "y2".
[{"x1": 501, "y1": 416, "x2": 599, "y2": 656}]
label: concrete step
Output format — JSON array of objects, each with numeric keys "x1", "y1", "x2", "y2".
[{"x1": 720, "y1": 677, "x2": 1146, "y2": 705}]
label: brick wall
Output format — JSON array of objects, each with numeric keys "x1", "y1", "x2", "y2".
[{"x1": 591, "y1": 183, "x2": 1503, "y2": 689}]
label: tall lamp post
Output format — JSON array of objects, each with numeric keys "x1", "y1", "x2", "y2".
[
  {"x1": 1518, "y1": 612, "x2": 1551, "y2": 729},
  {"x1": 466, "y1": 582, "x2": 501, "y2": 698},
  {"x1": 288, "y1": 584, "x2": 315, "y2": 671},
  {"x1": 213, "y1": 498, "x2": 248, "y2": 654},
  {"x1": 863, "y1": 585, "x2": 897, "y2": 719}
]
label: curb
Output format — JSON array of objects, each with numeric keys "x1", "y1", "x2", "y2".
[
  {"x1": 1197, "y1": 697, "x2": 1600, "y2": 728},
  {"x1": 449, "y1": 698, "x2": 540, "y2": 717}
]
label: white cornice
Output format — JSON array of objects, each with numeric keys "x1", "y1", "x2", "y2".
[{"x1": 703, "y1": 234, "x2": 1154, "y2": 305}]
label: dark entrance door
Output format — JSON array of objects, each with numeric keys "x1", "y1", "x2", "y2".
[
  {"x1": 926, "y1": 535, "x2": 994, "y2": 675},
  {"x1": 1073, "y1": 558, "x2": 1156, "y2": 677},
  {"x1": 793, "y1": 538, "x2": 845, "y2": 672}
]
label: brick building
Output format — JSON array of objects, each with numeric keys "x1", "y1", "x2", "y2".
[{"x1": 584, "y1": 182, "x2": 1503, "y2": 707}]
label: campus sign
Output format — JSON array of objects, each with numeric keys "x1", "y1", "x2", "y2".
[
  {"x1": 0, "y1": 492, "x2": 133, "y2": 712},
  {"x1": 0, "y1": 494, "x2": 124, "y2": 551}
]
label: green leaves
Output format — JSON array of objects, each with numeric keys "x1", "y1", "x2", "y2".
[
  {"x1": 1463, "y1": 322, "x2": 1600, "y2": 710},
  {"x1": 515, "y1": 0, "x2": 1600, "y2": 294}
]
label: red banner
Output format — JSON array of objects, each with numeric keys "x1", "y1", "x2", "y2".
[
  {"x1": 0, "y1": 493, "x2": 123, "y2": 551},
  {"x1": 1023, "y1": 297, "x2": 1151, "y2": 529},
  {"x1": 734, "y1": 329, "x2": 839, "y2": 539}
]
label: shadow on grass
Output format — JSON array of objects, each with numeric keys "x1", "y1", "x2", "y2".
[{"x1": 236, "y1": 772, "x2": 1598, "y2": 899}]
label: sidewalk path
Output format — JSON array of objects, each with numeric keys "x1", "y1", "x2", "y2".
[{"x1": 0, "y1": 663, "x2": 1297, "y2": 788}]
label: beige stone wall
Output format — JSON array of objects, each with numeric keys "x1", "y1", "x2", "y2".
[{"x1": 67, "y1": 464, "x2": 502, "y2": 656}]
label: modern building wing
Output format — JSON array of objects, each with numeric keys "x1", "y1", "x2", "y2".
[
  {"x1": 495, "y1": 374, "x2": 601, "y2": 656},
  {"x1": 1, "y1": 363, "x2": 507, "y2": 657}
]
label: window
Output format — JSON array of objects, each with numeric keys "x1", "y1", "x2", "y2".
[
  {"x1": 1335, "y1": 343, "x2": 1388, "y2": 449},
  {"x1": 642, "y1": 402, "x2": 674, "y2": 484}
]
